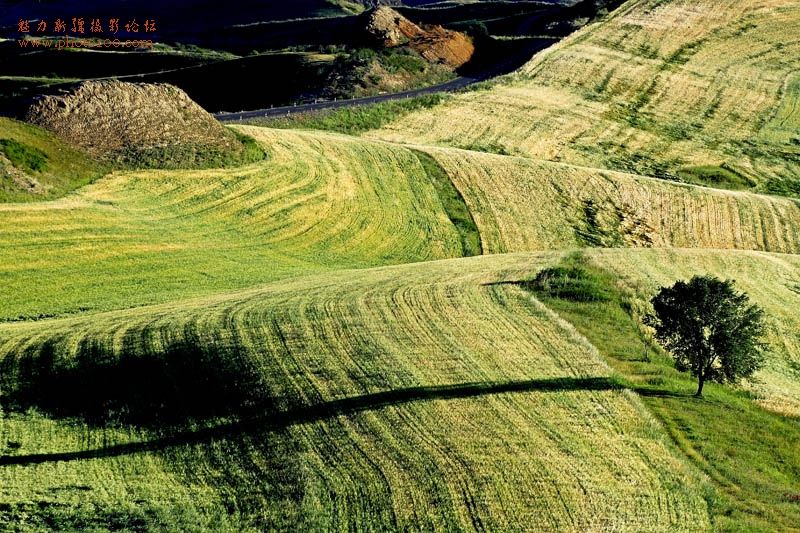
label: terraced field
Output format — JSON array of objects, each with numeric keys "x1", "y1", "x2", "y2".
[
  {"x1": 371, "y1": 0, "x2": 800, "y2": 191},
  {"x1": 0, "y1": 254, "x2": 711, "y2": 531}
]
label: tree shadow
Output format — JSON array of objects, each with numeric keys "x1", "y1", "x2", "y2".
[
  {"x1": 0, "y1": 376, "x2": 619, "y2": 467},
  {"x1": 0, "y1": 325, "x2": 270, "y2": 428}
]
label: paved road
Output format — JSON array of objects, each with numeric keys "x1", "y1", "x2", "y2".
[
  {"x1": 213, "y1": 75, "x2": 480, "y2": 122},
  {"x1": 212, "y1": 35, "x2": 560, "y2": 123}
]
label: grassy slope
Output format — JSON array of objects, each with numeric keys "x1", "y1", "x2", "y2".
[
  {"x1": 0, "y1": 117, "x2": 107, "y2": 202},
  {"x1": 418, "y1": 145, "x2": 800, "y2": 253},
  {"x1": 528, "y1": 250, "x2": 800, "y2": 532},
  {"x1": 243, "y1": 94, "x2": 449, "y2": 135},
  {"x1": 0, "y1": 254, "x2": 710, "y2": 531},
  {"x1": 370, "y1": 0, "x2": 800, "y2": 193},
  {"x1": 0, "y1": 140, "x2": 797, "y2": 528},
  {"x1": 5, "y1": 125, "x2": 800, "y2": 321},
  {"x1": 589, "y1": 248, "x2": 800, "y2": 417},
  {"x1": 0, "y1": 127, "x2": 463, "y2": 320},
  {"x1": 0, "y1": 0, "x2": 799, "y2": 529}
]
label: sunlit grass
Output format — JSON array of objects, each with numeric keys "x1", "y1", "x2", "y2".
[
  {"x1": 528, "y1": 250, "x2": 800, "y2": 532},
  {"x1": 370, "y1": 0, "x2": 800, "y2": 193},
  {"x1": 0, "y1": 253, "x2": 712, "y2": 531}
]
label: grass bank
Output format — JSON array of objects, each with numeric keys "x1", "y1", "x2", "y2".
[
  {"x1": 0, "y1": 117, "x2": 108, "y2": 202},
  {"x1": 242, "y1": 94, "x2": 448, "y2": 135},
  {"x1": 525, "y1": 252, "x2": 800, "y2": 532}
]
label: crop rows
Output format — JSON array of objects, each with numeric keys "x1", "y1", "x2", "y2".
[
  {"x1": 420, "y1": 146, "x2": 800, "y2": 254},
  {"x1": 0, "y1": 253, "x2": 711, "y2": 531},
  {"x1": 370, "y1": 0, "x2": 800, "y2": 187},
  {"x1": 0, "y1": 128, "x2": 462, "y2": 320},
  {"x1": 2, "y1": 0, "x2": 799, "y2": 528}
]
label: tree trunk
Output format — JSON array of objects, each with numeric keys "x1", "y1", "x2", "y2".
[{"x1": 695, "y1": 375, "x2": 705, "y2": 397}]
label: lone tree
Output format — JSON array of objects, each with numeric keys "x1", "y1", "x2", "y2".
[{"x1": 646, "y1": 275, "x2": 767, "y2": 397}]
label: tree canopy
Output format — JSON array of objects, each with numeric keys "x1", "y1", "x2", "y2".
[{"x1": 646, "y1": 275, "x2": 767, "y2": 397}]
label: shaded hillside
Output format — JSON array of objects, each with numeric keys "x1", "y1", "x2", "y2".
[
  {"x1": 0, "y1": 0, "x2": 355, "y2": 35},
  {"x1": 0, "y1": 2, "x2": 613, "y2": 114}
]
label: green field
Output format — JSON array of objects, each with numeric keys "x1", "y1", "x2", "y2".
[
  {"x1": 0, "y1": 254, "x2": 712, "y2": 531},
  {"x1": 0, "y1": 127, "x2": 463, "y2": 320},
  {"x1": 527, "y1": 250, "x2": 800, "y2": 531},
  {"x1": 0, "y1": 117, "x2": 108, "y2": 203},
  {"x1": 1, "y1": 0, "x2": 800, "y2": 530}
]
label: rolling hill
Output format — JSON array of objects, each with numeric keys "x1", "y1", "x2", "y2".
[
  {"x1": 0, "y1": 253, "x2": 711, "y2": 531},
  {"x1": 0, "y1": 126, "x2": 463, "y2": 320},
  {"x1": 3, "y1": 125, "x2": 800, "y2": 320},
  {"x1": 415, "y1": 145, "x2": 800, "y2": 253},
  {"x1": 1, "y1": 121, "x2": 799, "y2": 530},
  {"x1": 371, "y1": 0, "x2": 800, "y2": 194},
  {"x1": 589, "y1": 248, "x2": 800, "y2": 417},
  {"x1": 1, "y1": 0, "x2": 799, "y2": 530}
]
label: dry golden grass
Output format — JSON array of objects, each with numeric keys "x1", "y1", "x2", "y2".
[
  {"x1": 417, "y1": 145, "x2": 800, "y2": 253},
  {"x1": 371, "y1": 0, "x2": 800, "y2": 188},
  {"x1": 7, "y1": 121, "x2": 798, "y2": 324}
]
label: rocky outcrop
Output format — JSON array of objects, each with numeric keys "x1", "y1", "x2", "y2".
[{"x1": 366, "y1": 7, "x2": 474, "y2": 69}]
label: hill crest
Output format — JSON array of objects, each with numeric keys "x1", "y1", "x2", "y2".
[{"x1": 25, "y1": 80, "x2": 260, "y2": 168}]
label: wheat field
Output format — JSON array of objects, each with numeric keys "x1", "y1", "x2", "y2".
[
  {"x1": 371, "y1": 0, "x2": 800, "y2": 188},
  {"x1": 2, "y1": 0, "x2": 800, "y2": 529},
  {"x1": 5, "y1": 124, "x2": 800, "y2": 322},
  {"x1": 0, "y1": 254, "x2": 712, "y2": 531},
  {"x1": 2, "y1": 123, "x2": 799, "y2": 529},
  {"x1": 417, "y1": 145, "x2": 800, "y2": 253},
  {"x1": 0, "y1": 127, "x2": 463, "y2": 320}
]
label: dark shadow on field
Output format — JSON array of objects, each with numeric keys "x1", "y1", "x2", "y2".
[
  {"x1": 0, "y1": 326, "x2": 271, "y2": 428},
  {"x1": 0, "y1": 376, "x2": 619, "y2": 466}
]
